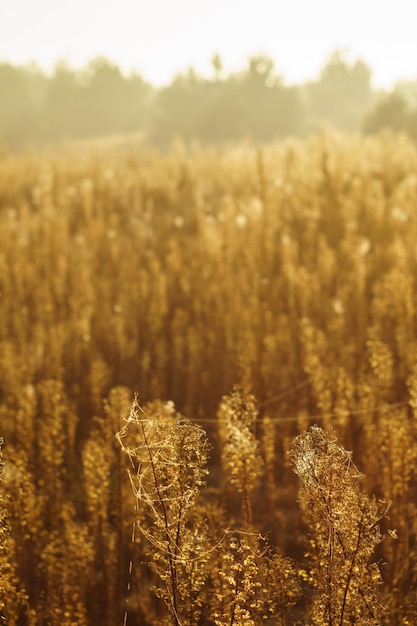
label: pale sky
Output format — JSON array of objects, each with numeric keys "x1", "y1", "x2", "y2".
[{"x1": 1, "y1": 0, "x2": 417, "y2": 88}]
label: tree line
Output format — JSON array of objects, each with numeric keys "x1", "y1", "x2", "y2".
[{"x1": 1, "y1": 50, "x2": 417, "y2": 149}]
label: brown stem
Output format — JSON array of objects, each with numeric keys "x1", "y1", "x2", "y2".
[
  {"x1": 139, "y1": 420, "x2": 180, "y2": 626},
  {"x1": 339, "y1": 511, "x2": 364, "y2": 626}
]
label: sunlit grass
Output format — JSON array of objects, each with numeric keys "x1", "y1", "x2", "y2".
[{"x1": 1, "y1": 130, "x2": 417, "y2": 624}]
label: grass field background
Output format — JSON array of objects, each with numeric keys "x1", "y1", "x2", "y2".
[{"x1": 1, "y1": 130, "x2": 417, "y2": 624}]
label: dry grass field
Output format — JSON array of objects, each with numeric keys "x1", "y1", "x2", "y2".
[{"x1": 1, "y1": 129, "x2": 417, "y2": 624}]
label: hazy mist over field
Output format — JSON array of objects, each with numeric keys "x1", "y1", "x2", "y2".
[
  {"x1": 2, "y1": 4, "x2": 417, "y2": 626},
  {"x1": 2, "y1": 0, "x2": 417, "y2": 88},
  {"x1": 1, "y1": 1, "x2": 417, "y2": 149}
]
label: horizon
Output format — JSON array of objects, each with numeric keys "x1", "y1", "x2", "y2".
[
  {"x1": 0, "y1": 48, "x2": 414, "y2": 92},
  {"x1": 1, "y1": 0, "x2": 417, "y2": 90}
]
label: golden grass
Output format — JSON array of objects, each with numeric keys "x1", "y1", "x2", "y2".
[{"x1": 1, "y1": 129, "x2": 417, "y2": 624}]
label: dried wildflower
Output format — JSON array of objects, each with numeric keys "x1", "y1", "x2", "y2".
[
  {"x1": 218, "y1": 385, "x2": 263, "y2": 526},
  {"x1": 117, "y1": 395, "x2": 210, "y2": 626},
  {"x1": 290, "y1": 426, "x2": 388, "y2": 626}
]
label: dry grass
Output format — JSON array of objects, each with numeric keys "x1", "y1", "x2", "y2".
[{"x1": 1, "y1": 129, "x2": 417, "y2": 623}]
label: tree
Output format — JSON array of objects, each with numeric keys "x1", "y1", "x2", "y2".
[
  {"x1": 47, "y1": 60, "x2": 84, "y2": 139},
  {"x1": 305, "y1": 50, "x2": 373, "y2": 131},
  {"x1": 46, "y1": 57, "x2": 153, "y2": 142},
  {"x1": 363, "y1": 91, "x2": 410, "y2": 134},
  {"x1": 151, "y1": 55, "x2": 305, "y2": 145},
  {"x1": 0, "y1": 63, "x2": 48, "y2": 147},
  {"x1": 211, "y1": 53, "x2": 223, "y2": 81},
  {"x1": 79, "y1": 57, "x2": 152, "y2": 137}
]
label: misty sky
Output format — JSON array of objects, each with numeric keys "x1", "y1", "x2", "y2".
[{"x1": 1, "y1": 0, "x2": 416, "y2": 87}]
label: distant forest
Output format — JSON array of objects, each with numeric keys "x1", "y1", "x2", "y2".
[{"x1": 2, "y1": 50, "x2": 417, "y2": 149}]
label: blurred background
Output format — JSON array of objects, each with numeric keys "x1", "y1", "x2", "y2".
[
  {"x1": 3, "y1": 3, "x2": 417, "y2": 625},
  {"x1": 1, "y1": 0, "x2": 417, "y2": 150}
]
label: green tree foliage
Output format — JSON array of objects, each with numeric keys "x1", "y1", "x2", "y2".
[
  {"x1": 0, "y1": 63, "x2": 48, "y2": 147},
  {"x1": 395, "y1": 79, "x2": 417, "y2": 107},
  {"x1": 150, "y1": 54, "x2": 305, "y2": 145},
  {"x1": 47, "y1": 61, "x2": 84, "y2": 139},
  {"x1": 363, "y1": 91, "x2": 417, "y2": 139},
  {"x1": 305, "y1": 50, "x2": 373, "y2": 131},
  {"x1": 46, "y1": 57, "x2": 153, "y2": 142},
  {"x1": 79, "y1": 58, "x2": 152, "y2": 138},
  {"x1": 0, "y1": 58, "x2": 153, "y2": 149},
  {"x1": 10, "y1": 49, "x2": 417, "y2": 149}
]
